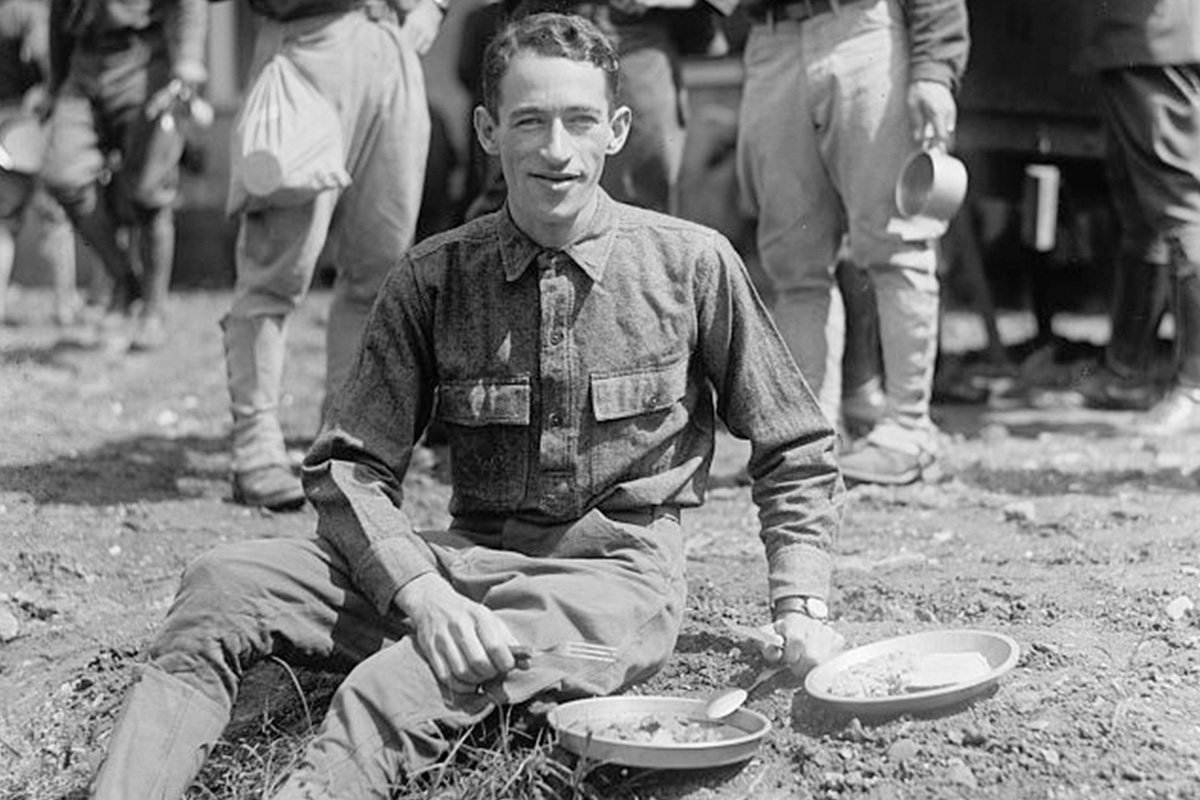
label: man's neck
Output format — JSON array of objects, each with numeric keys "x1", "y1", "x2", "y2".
[{"x1": 510, "y1": 193, "x2": 600, "y2": 250}]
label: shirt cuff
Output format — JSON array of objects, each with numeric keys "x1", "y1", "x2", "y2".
[
  {"x1": 910, "y1": 61, "x2": 957, "y2": 90},
  {"x1": 351, "y1": 536, "x2": 438, "y2": 616},
  {"x1": 766, "y1": 541, "x2": 833, "y2": 605}
]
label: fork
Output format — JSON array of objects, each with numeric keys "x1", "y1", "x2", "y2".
[{"x1": 510, "y1": 641, "x2": 618, "y2": 666}]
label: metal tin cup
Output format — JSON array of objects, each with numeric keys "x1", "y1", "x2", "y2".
[{"x1": 895, "y1": 145, "x2": 969, "y2": 222}]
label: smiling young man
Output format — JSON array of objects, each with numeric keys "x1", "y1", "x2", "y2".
[{"x1": 86, "y1": 13, "x2": 843, "y2": 799}]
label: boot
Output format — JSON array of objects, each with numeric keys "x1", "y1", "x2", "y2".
[
  {"x1": 1106, "y1": 256, "x2": 1169, "y2": 379},
  {"x1": 1080, "y1": 256, "x2": 1168, "y2": 410},
  {"x1": 1172, "y1": 269, "x2": 1200, "y2": 391},
  {"x1": 837, "y1": 260, "x2": 884, "y2": 436},
  {"x1": 1140, "y1": 269, "x2": 1200, "y2": 435},
  {"x1": 91, "y1": 666, "x2": 229, "y2": 800},
  {"x1": 223, "y1": 314, "x2": 304, "y2": 510}
]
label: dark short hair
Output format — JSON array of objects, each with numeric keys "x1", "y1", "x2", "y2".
[{"x1": 480, "y1": 12, "x2": 620, "y2": 116}]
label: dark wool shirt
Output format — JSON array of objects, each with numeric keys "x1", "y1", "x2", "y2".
[{"x1": 303, "y1": 192, "x2": 844, "y2": 617}]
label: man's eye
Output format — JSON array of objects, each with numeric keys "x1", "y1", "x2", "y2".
[
  {"x1": 566, "y1": 116, "x2": 600, "y2": 132},
  {"x1": 514, "y1": 117, "x2": 542, "y2": 129}
]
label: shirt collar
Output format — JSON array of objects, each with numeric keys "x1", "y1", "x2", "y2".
[{"x1": 497, "y1": 191, "x2": 617, "y2": 283}]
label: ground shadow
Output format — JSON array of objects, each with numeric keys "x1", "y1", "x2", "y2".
[
  {"x1": 952, "y1": 462, "x2": 1199, "y2": 497},
  {"x1": 0, "y1": 433, "x2": 228, "y2": 507},
  {"x1": 0, "y1": 336, "x2": 118, "y2": 367}
]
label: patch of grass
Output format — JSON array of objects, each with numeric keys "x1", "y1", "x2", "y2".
[{"x1": 185, "y1": 661, "x2": 612, "y2": 800}]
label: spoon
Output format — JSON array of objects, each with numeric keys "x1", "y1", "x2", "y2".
[{"x1": 703, "y1": 663, "x2": 789, "y2": 719}]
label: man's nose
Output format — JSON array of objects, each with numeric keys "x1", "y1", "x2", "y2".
[{"x1": 542, "y1": 119, "x2": 570, "y2": 161}]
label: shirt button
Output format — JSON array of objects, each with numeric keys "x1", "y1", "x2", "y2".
[
  {"x1": 549, "y1": 331, "x2": 564, "y2": 345},
  {"x1": 548, "y1": 412, "x2": 563, "y2": 426},
  {"x1": 646, "y1": 394, "x2": 661, "y2": 408}
]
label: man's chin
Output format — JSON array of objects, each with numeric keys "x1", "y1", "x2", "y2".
[{"x1": 529, "y1": 194, "x2": 588, "y2": 223}]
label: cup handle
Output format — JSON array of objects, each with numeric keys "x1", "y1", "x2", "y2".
[{"x1": 921, "y1": 135, "x2": 950, "y2": 155}]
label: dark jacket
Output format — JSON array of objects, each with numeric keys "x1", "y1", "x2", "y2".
[
  {"x1": 0, "y1": 0, "x2": 47, "y2": 101},
  {"x1": 1077, "y1": 0, "x2": 1200, "y2": 71}
]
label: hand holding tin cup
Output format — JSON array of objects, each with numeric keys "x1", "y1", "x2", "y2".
[{"x1": 895, "y1": 141, "x2": 968, "y2": 224}]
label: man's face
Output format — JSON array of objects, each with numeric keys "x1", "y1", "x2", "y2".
[{"x1": 475, "y1": 52, "x2": 629, "y2": 242}]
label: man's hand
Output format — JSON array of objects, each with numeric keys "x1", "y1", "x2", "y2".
[
  {"x1": 21, "y1": 85, "x2": 51, "y2": 122},
  {"x1": 395, "y1": 573, "x2": 521, "y2": 693},
  {"x1": 403, "y1": 0, "x2": 445, "y2": 56},
  {"x1": 907, "y1": 79, "x2": 957, "y2": 147},
  {"x1": 760, "y1": 615, "x2": 844, "y2": 674}
]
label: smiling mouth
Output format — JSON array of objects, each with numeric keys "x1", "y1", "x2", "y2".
[{"x1": 533, "y1": 172, "x2": 581, "y2": 185}]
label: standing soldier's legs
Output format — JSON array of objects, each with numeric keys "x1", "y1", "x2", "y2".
[
  {"x1": 820, "y1": 0, "x2": 941, "y2": 483},
  {"x1": 736, "y1": 21, "x2": 845, "y2": 427},
  {"x1": 42, "y1": 89, "x2": 140, "y2": 348},
  {"x1": 29, "y1": 190, "x2": 84, "y2": 326},
  {"x1": 225, "y1": 193, "x2": 337, "y2": 509},
  {"x1": 1101, "y1": 64, "x2": 1200, "y2": 434},
  {"x1": 316, "y1": 15, "x2": 430, "y2": 410}
]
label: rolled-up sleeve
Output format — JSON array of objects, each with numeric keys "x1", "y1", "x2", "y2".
[{"x1": 907, "y1": 0, "x2": 970, "y2": 90}]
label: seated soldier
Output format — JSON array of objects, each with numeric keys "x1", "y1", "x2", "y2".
[{"x1": 87, "y1": 12, "x2": 846, "y2": 799}]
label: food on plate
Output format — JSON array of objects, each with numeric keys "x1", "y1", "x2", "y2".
[
  {"x1": 574, "y1": 712, "x2": 743, "y2": 745},
  {"x1": 828, "y1": 651, "x2": 991, "y2": 698}
]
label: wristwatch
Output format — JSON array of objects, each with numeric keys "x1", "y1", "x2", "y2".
[{"x1": 774, "y1": 595, "x2": 829, "y2": 621}]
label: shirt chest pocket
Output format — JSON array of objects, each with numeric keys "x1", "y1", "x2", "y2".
[
  {"x1": 588, "y1": 357, "x2": 692, "y2": 487},
  {"x1": 436, "y1": 377, "x2": 531, "y2": 509},
  {"x1": 591, "y1": 358, "x2": 690, "y2": 422}
]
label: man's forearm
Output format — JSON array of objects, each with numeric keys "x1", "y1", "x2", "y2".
[
  {"x1": 906, "y1": 0, "x2": 969, "y2": 90},
  {"x1": 304, "y1": 442, "x2": 439, "y2": 616},
  {"x1": 167, "y1": 0, "x2": 210, "y2": 82}
]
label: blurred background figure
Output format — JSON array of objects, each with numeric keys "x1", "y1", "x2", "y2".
[
  {"x1": 735, "y1": 0, "x2": 969, "y2": 485},
  {"x1": 1076, "y1": 0, "x2": 1200, "y2": 435},
  {"x1": 219, "y1": 0, "x2": 438, "y2": 511},
  {"x1": 40, "y1": 0, "x2": 207, "y2": 352},
  {"x1": 0, "y1": 0, "x2": 78, "y2": 329}
]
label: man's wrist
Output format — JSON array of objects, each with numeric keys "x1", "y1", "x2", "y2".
[
  {"x1": 173, "y1": 60, "x2": 207, "y2": 88},
  {"x1": 773, "y1": 595, "x2": 828, "y2": 621}
]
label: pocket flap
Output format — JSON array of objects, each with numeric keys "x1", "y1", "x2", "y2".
[
  {"x1": 436, "y1": 378, "x2": 531, "y2": 426},
  {"x1": 591, "y1": 359, "x2": 688, "y2": 422}
]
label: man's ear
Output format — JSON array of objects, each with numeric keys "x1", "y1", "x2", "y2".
[
  {"x1": 606, "y1": 105, "x2": 632, "y2": 156},
  {"x1": 474, "y1": 106, "x2": 500, "y2": 156}
]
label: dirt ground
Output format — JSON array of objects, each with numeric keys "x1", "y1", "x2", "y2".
[{"x1": 1, "y1": 287, "x2": 1198, "y2": 799}]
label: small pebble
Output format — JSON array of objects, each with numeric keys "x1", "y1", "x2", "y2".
[
  {"x1": 1166, "y1": 596, "x2": 1194, "y2": 621},
  {"x1": 0, "y1": 605, "x2": 19, "y2": 642},
  {"x1": 887, "y1": 739, "x2": 918, "y2": 763},
  {"x1": 946, "y1": 760, "x2": 978, "y2": 788}
]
